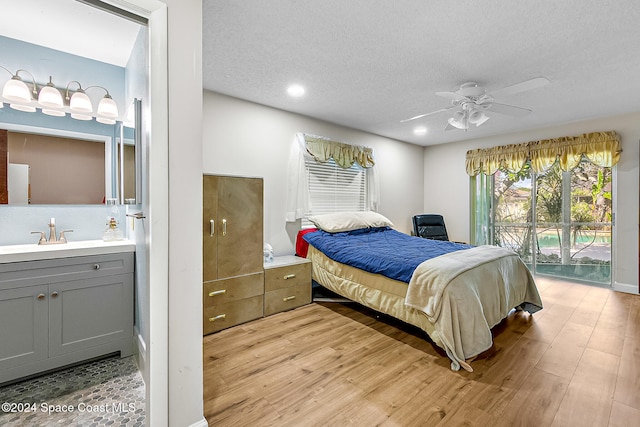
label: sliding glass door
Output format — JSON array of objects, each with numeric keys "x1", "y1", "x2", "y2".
[{"x1": 492, "y1": 160, "x2": 612, "y2": 285}]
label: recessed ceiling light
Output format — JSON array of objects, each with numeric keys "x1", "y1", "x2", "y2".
[
  {"x1": 413, "y1": 126, "x2": 427, "y2": 136},
  {"x1": 287, "y1": 84, "x2": 305, "y2": 97}
]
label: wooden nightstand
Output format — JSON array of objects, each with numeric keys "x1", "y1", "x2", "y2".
[{"x1": 264, "y1": 255, "x2": 312, "y2": 316}]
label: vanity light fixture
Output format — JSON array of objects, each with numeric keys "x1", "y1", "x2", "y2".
[
  {"x1": 1, "y1": 67, "x2": 38, "y2": 112},
  {"x1": 1, "y1": 65, "x2": 120, "y2": 122},
  {"x1": 89, "y1": 86, "x2": 119, "y2": 124},
  {"x1": 39, "y1": 76, "x2": 66, "y2": 117},
  {"x1": 66, "y1": 81, "x2": 93, "y2": 121}
]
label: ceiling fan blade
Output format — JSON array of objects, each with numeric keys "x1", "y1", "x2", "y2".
[
  {"x1": 435, "y1": 91, "x2": 465, "y2": 101},
  {"x1": 400, "y1": 106, "x2": 454, "y2": 122},
  {"x1": 488, "y1": 77, "x2": 550, "y2": 98},
  {"x1": 487, "y1": 102, "x2": 532, "y2": 117}
]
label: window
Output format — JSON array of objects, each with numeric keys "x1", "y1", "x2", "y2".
[
  {"x1": 492, "y1": 159, "x2": 612, "y2": 285},
  {"x1": 302, "y1": 158, "x2": 367, "y2": 228}
]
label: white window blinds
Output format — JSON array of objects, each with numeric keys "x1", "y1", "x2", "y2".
[{"x1": 302, "y1": 157, "x2": 367, "y2": 227}]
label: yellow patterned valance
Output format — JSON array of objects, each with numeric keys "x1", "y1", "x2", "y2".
[
  {"x1": 303, "y1": 134, "x2": 375, "y2": 169},
  {"x1": 465, "y1": 131, "x2": 622, "y2": 176}
]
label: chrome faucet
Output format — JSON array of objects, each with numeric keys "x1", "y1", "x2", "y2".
[
  {"x1": 48, "y1": 218, "x2": 58, "y2": 243},
  {"x1": 31, "y1": 218, "x2": 73, "y2": 245}
]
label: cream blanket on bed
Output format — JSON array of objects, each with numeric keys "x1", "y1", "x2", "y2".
[{"x1": 405, "y1": 245, "x2": 542, "y2": 372}]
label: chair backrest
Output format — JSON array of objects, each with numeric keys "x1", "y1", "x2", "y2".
[{"x1": 412, "y1": 214, "x2": 449, "y2": 241}]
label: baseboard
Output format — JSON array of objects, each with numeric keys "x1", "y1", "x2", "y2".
[
  {"x1": 188, "y1": 417, "x2": 208, "y2": 427},
  {"x1": 134, "y1": 328, "x2": 147, "y2": 384},
  {"x1": 613, "y1": 281, "x2": 639, "y2": 295}
]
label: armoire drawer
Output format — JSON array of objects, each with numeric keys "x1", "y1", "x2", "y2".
[
  {"x1": 264, "y1": 284, "x2": 311, "y2": 316},
  {"x1": 203, "y1": 294, "x2": 264, "y2": 334},
  {"x1": 203, "y1": 272, "x2": 264, "y2": 308}
]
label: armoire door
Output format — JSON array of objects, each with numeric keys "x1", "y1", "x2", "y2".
[
  {"x1": 203, "y1": 175, "x2": 263, "y2": 282},
  {"x1": 203, "y1": 175, "x2": 219, "y2": 282},
  {"x1": 217, "y1": 176, "x2": 263, "y2": 278}
]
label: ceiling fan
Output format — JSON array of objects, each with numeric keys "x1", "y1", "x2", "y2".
[{"x1": 401, "y1": 77, "x2": 550, "y2": 131}]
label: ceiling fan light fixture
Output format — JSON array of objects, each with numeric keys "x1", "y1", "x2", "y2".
[
  {"x1": 468, "y1": 108, "x2": 489, "y2": 126},
  {"x1": 448, "y1": 115, "x2": 468, "y2": 130},
  {"x1": 474, "y1": 114, "x2": 490, "y2": 127}
]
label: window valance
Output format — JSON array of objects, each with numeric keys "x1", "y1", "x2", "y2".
[
  {"x1": 465, "y1": 131, "x2": 622, "y2": 176},
  {"x1": 303, "y1": 134, "x2": 375, "y2": 169},
  {"x1": 286, "y1": 133, "x2": 379, "y2": 221}
]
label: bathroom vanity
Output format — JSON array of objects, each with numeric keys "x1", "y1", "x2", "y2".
[{"x1": 0, "y1": 240, "x2": 135, "y2": 384}]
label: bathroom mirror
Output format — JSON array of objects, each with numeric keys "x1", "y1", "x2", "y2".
[
  {"x1": 0, "y1": 100, "x2": 140, "y2": 205},
  {"x1": 117, "y1": 98, "x2": 141, "y2": 205}
]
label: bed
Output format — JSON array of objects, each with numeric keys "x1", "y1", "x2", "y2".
[{"x1": 297, "y1": 211, "x2": 543, "y2": 372}]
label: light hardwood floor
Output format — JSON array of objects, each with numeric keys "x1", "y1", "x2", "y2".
[{"x1": 203, "y1": 276, "x2": 640, "y2": 426}]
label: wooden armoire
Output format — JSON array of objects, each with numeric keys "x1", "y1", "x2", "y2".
[{"x1": 202, "y1": 174, "x2": 264, "y2": 335}]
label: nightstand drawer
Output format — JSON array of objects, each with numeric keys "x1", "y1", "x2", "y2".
[
  {"x1": 264, "y1": 284, "x2": 311, "y2": 316},
  {"x1": 203, "y1": 294, "x2": 264, "y2": 334},
  {"x1": 264, "y1": 262, "x2": 310, "y2": 292},
  {"x1": 203, "y1": 272, "x2": 264, "y2": 308}
]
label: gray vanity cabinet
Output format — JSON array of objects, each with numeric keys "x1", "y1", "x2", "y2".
[{"x1": 0, "y1": 252, "x2": 134, "y2": 384}]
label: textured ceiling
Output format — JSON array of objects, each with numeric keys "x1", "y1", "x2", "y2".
[
  {"x1": 3, "y1": 1, "x2": 638, "y2": 147},
  {"x1": 203, "y1": 0, "x2": 640, "y2": 146}
]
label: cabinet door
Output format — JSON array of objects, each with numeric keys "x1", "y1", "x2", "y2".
[
  {"x1": 203, "y1": 175, "x2": 219, "y2": 282},
  {"x1": 0, "y1": 285, "x2": 48, "y2": 371},
  {"x1": 48, "y1": 274, "x2": 133, "y2": 357},
  {"x1": 216, "y1": 176, "x2": 264, "y2": 278}
]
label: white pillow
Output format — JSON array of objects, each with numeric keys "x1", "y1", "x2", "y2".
[
  {"x1": 307, "y1": 211, "x2": 393, "y2": 233},
  {"x1": 358, "y1": 211, "x2": 394, "y2": 228}
]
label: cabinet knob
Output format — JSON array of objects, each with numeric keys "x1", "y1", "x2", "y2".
[
  {"x1": 283, "y1": 274, "x2": 296, "y2": 280},
  {"x1": 51, "y1": 291, "x2": 59, "y2": 298},
  {"x1": 37, "y1": 293, "x2": 46, "y2": 300},
  {"x1": 93, "y1": 264, "x2": 100, "y2": 270},
  {"x1": 208, "y1": 314, "x2": 226, "y2": 322}
]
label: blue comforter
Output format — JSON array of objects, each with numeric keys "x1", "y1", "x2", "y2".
[{"x1": 303, "y1": 227, "x2": 473, "y2": 283}]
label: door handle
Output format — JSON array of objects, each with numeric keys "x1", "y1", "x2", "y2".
[
  {"x1": 222, "y1": 219, "x2": 227, "y2": 236},
  {"x1": 210, "y1": 219, "x2": 215, "y2": 236}
]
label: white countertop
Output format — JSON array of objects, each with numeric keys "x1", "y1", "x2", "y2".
[{"x1": 0, "y1": 240, "x2": 136, "y2": 263}]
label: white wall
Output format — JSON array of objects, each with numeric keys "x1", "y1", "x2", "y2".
[
  {"x1": 423, "y1": 112, "x2": 640, "y2": 293},
  {"x1": 161, "y1": 1, "x2": 204, "y2": 427},
  {"x1": 202, "y1": 91, "x2": 425, "y2": 256}
]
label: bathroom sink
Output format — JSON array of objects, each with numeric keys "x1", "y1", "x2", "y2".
[{"x1": 0, "y1": 240, "x2": 135, "y2": 263}]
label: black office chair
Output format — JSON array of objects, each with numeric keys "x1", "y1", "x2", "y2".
[{"x1": 412, "y1": 214, "x2": 449, "y2": 241}]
